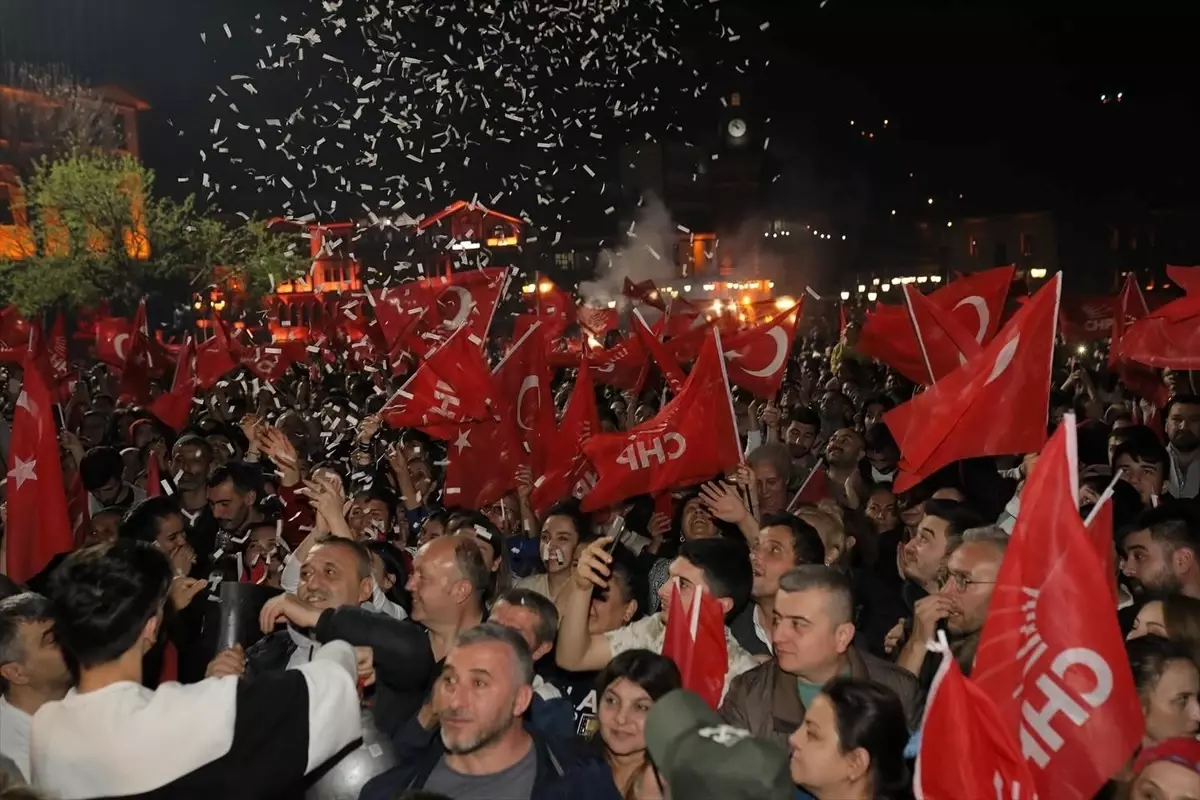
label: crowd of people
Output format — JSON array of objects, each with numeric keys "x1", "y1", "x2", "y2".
[{"x1": 0, "y1": 307, "x2": 1197, "y2": 800}]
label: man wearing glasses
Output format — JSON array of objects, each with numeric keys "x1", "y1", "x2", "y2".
[{"x1": 896, "y1": 525, "x2": 1006, "y2": 686}]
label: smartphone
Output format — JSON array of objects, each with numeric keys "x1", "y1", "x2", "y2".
[{"x1": 606, "y1": 516, "x2": 627, "y2": 557}]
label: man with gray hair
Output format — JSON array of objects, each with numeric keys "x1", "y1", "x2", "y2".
[
  {"x1": 0, "y1": 593, "x2": 72, "y2": 782},
  {"x1": 361, "y1": 622, "x2": 617, "y2": 800},
  {"x1": 897, "y1": 523, "x2": 1007, "y2": 685},
  {"x1": 720, "y1": 566, "x2": 923, "y2": 746}
]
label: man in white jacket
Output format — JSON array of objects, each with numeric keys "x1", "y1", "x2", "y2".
[{"x1": 30, "y1": 539, "x2": 361, "y2": 799}]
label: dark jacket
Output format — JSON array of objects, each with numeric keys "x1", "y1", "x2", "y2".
[
  {"x1": 361, "y1": 719, "x2": 621, "y2": 800},
  {"x1": 245, "y1": 605, "x2": 435, "y2": 739},
  {"x1": 719, "y1": 647, "x2": 925, "y2": 747}
]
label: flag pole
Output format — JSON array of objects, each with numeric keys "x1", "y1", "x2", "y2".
[
  {"x1": 712, "y1": 327, "x2": 743, "y2": 463},
  {"x1": 902, "y1": 284, "x2": 937, "y2": 386},
  {"x1": 787, "y1": 458, "x2": 826, "y2": 512}
]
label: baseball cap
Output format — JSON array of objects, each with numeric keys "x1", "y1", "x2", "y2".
[
  {"x1": 1133, "y1": 737, "x2": 1200, "y2": 776},
  {"x1": 644, "y1": 689, "x2": 793, "y2": 800}
]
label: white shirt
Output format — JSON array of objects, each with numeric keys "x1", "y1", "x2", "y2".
[
  {"x1": 752, "y1": 605, "x2": 773, "y2": 655},
  {"x1": 0, "y1": 696, "x2": 32, "y2": 781},
  {"x1": 604, "y1": 612, "x2": 759, "y2": 703}
]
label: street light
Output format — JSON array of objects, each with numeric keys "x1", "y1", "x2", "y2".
[
  {"x1": 930, "y1": 275, "x2": 943, "y2": 283},
  {"x1": 857, "y1": 284, "x2": 867, "y2": 292},
  {"x1": 840, "y1": 291, "x2": 850, "y2": 301},
  {"x1": 1030, "y1": 267, "x2": 1048, "y2": 279},
  {"x1": 867, "y1": 292, "x2": 878, "y2": 302}
]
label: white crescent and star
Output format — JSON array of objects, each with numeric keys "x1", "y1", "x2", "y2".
[
  {"x1": 442, "y1": 286, "x2": 475, "y2": 330},
  {"x1": 952, "y1": 295, "x2": 990, "y2": 344},
  {"x1": 984, "y1": 334, "x2": 1021, "y2": 385},
  {"x1": 516, "y1": 375, "x2": 540, "y2": 432},
  {"x1": 453, "y1": 429, "x2": 472, "y2": 453},
  {"x1": 7, "y1": 455, "x2": 37, "y2": 489},
  {"x1": 112, "y1": 333, "x2": 129, "y2": 362},
  {"x1": 730, "y1": 327, "x2": 789, "y2": 378}
]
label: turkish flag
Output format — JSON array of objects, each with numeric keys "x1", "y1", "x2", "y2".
[
  {"x1": 581, "y1": 329, "x2": 741, "y2": 511},
  {"x1": 589, "y1": 334, "x2": 650, "y2": 393},
  {"x1": 148, "y1": 338, "x2": 197, "y2": 432},
  {"x1": 371, "y1": 267, "x2": 510, "y2": 358},
  {"x1": 1114, "y1": 291, "x2": 1200, "y2": 370},
  {"x1": 195, "y1": 313, "x2": 241, "y2": 390},
  {"x1": 633, "y1": 310, "x2": 687, "y2": 396},
  {"x1": 241, "y1": 342, "x2": 305, "y2": 382},
  {"x1": 380, "y1": 326, "x2": 495, "y2": 431},
  {"x1": 117, "y1": 300, "x2": 153, "y2": 404},
  {"x1": 146, "y1": 456, "x2": 163, "y2": 498},
  {"x1": 720, "y1": 301, "x2": 803, "y2": 399},
  {"x1": 4, "y1": 350, "x2": 73, "y2": 584},
  {"x1": 914, "y1": 641, "x2": 1038, "y2": 800},
  {"x1": 494, "y1": 321, "x2": 556, "y2": 475},
  {"x1": 859, "y1": 266, "x2": 1014, "y2": 385},
  {"x1": 623, "y1": 277, "x2": 667, "y2": 311},
  {"x1": 531, "y1": 358, "x2": 601, "y2": 515},
  {"x1": 46, "y1": 312, "x2": 70, "y2": 384},
  {"x1": 886, "y1": 273, "x2": 1061, "y2": 493},
  {"x1": 662, "y1": 580, "x2": 728, "y2": 709},
  {"x1": 902, "y1": 284, "x2": 982, "y2": 384},
  {"x1": 1108, "y1": 275, "x2": 1169, "y2": 407},
  {"x1": 443, "y1": 417, "x2": 523, "y2": 510},
  {"x1": 972, "y1": 417, "x2": 1143, "y2": 800}
]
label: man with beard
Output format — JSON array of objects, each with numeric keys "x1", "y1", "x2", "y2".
[
  {"x1": 171, "y1": 435, "x2": 214, "y2": 522},
  {"x1": 1121, "y1": 503, "x2": 1200, "y2": 599},
  {"x1": 898, "y1": 526, "x2": 1006, "y2": 685},
  {"x1": 1165, "y1": 395, "x2": 1200, "y2": 499},
  {"x1": 361, "y1": 623, "x2": 616, "y2": 800},
  {"x1": 783, "y1": 406, "x2": 821, "y2": 477},
  {"x1": 824, "y1": 428, "x2": 865, "y2": 508}
]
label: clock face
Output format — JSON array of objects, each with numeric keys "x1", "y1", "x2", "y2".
[{"x1": 727, "y1": 118, "x2": 747, "y2": 139}]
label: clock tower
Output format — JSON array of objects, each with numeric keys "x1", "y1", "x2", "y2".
[{"x1": 722, "y1": 92, "x2": 751, "y2": 148}]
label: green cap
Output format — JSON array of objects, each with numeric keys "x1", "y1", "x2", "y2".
[{"x1": 645, "y1": 689, "x2": 794, "y2": 800}]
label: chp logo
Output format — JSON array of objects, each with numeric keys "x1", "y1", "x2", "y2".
[{"x1": 615, "y1": 432, "x2": 687, "y2": 471}]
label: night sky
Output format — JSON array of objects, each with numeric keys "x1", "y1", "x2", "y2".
[{"x1": 1, "y1": 0, "x2": 1195, "y2": 239}]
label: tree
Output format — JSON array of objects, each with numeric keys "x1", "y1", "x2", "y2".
[{"x1": 0, "y1": 150, "x2": 305, "y2": 314}]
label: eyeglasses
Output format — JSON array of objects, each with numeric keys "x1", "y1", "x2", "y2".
[{"x1": 937, "y1": 570, "x2": 997, "y2": 592}]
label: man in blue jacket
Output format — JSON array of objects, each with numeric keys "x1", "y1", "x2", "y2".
[{"x1": 361, "y1": 622, "x2": 618, "y2": 800}]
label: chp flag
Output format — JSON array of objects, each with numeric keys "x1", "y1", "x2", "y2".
[
  {"x1": 971, "y1": 414, "x2": 1143, "y2": 799},
  {"x1": 581, "y1": 328, "x2": 741, "y2": 511}
]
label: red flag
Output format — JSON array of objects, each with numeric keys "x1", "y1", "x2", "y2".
[
  {"x1": 664, "y1": 322, "x2": 709, "y2": 364},
  {"x1": 0, "y1": 306, "x2": 31, "y2": 350},
  {"x1": 442, "y1": 338, "x2": 541, "y2": 510},
  {"x1": 577, "y1": 305, "x2": 620, "y2": 340},
  {"x1": 859, "y1": 266, "x2": 1015, "y2": 384},
  {"x1": 902, "y1": 284, "x2": 982, "y2": 384},
  {"x1": 787, "y1": 461, "x2": 830, "y2": 510},
  {"x1": 146, "y1": 456, "x2": 163, "y2": 498},
  {"x1": 374, "y1": 268, "x2": 511, "y2": 359},
  {"x1": 623, "y1": 277, "x2": 668, "y2": 311},
  {"x1": 914, "y1": 636, "x2": 1038, "y2": 800},
  {"x1": 117, "y1": 300, "x2": 152, "y2": 404},
  {"x1": 1084, "y1": 488, "x2": 1118, "y2": 605},
  {"x1": 241, "y1": 342, "x2": 305, "y2": 382},
  {"x1": 380, "y1": 326, "x2": 495, "y2": 431},
  {"x1": 1108, "y1": 274, "x2": 1169, "y2": 407},
  {"x1": 886, "y1": 274, "x2": 1061, "y2": 493},
  {"x1": 1114, "y1": 291, "x2": 1200, "y2": 370},
  {"x1": 493, "y1": 321, "x2": 556, "y2": 475},
  {"x1": 632, "y1": 310, "x2": 687, "y2": 396},
  {"x1": 47, "y1": 312, "x2": 69, "y2": 384},
  {"x1": 1167, "y1": 264, "x2": 1200, "y2": 295},
  {"x1": 972, "y1": 416, "x2": 1143, "y2": 800},
  {"x1": 838, "y1": 303, "x2": 848, "y2": 337},
  {"x1": 581, "y1": 330, "x2": 740, "y2": 511},
  {"x1": 662, "y1": 580, "x2": 728, "y2": 709},
  {"x1": 720, "y1": 301, "x2": 803, "y2": 399},
  {"x1": 662, "y1": 297, "x2": 703, "y2": 339},
  {"x1": 589, "y1": 334, "x2": 650, "y2": 393},
  {"x1": 195, "y1": 313, "x2": 241, "y2": 390},
  {"x1": 4, "y1": 351, "x2": 73, "y2": 583},
  {"x1": 66, "y1": 471, "x2": 91, "y2": 549},
  {"x1": 148, "y1": 338, "x2": 197, "y2": 432},
  {"x1": 531, "y1": 359, "x2": 601, "y2": 515}
]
